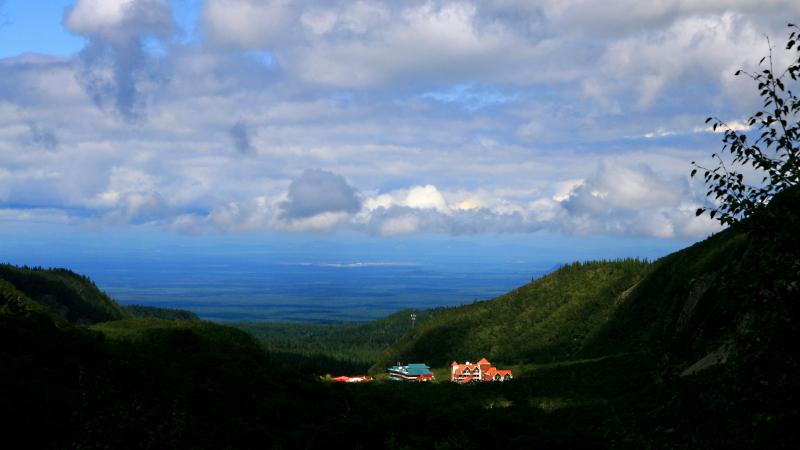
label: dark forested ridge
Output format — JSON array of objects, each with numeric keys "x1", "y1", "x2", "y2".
[
  {"x1": 0, "y1": 263, "x2": 126, "y2": 323},
  {"x1": 1, "y1": 188, "x2": 798, "y2": 448}
]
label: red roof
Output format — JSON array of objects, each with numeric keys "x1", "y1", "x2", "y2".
[{"x1": 451, "y1": 359, "x2": 514, "y2": 382}]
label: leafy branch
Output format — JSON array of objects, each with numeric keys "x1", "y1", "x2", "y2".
[{"x1": 692, "y1": 23, "x2": 800, "y2": 225}]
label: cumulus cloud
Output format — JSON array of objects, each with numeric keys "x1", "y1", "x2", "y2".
[
  {"x1": 560, "y1": 162, "x2": 719, "y2": 238},
  {"x1": 364, "y1": 185, "x2": 450, "y2": 213},
  {"x1": 64, "y1": 0, "x2": 176, "y2": 118},
  {"x1": 362, "y1": 204, "x2": 536, "y2": 236},
  {"x1": 199, "y1": 185, "x2": 356, "y2": 233},
  {"x1": 280, "y1": 169, "x2": 361, "y2": 219},
  {"x1": 358, "y1": 184, "x2": 544, "y2": 236},
  {"x1": 349, "y1": 163, "x2": 720, "y2": 238},
  {"x1": 90, "y1": 166, "x2": 169, "y2": 224}
]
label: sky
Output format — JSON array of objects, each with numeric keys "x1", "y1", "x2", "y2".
[{"x1": 1, "y1": 0, "x2": 798, "y2": 269}]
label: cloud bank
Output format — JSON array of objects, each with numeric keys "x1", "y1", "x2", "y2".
[{"x1": 1, "y1": 0, "x2": 793, "y2": 239}]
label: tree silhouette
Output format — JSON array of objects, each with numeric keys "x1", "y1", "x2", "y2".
[{"x1": 692, "y1": 24, "x2": 800, "y2": 225}]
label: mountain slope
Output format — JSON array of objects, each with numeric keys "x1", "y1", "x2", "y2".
[
  {"x1": 589, "y1": 185, "x2": 800, "y2": 373},
  {"x1": 373, "y1": 258, "x2": 650, "y2": 370},
  {"x1": 0, "y1": 264, "x2": 126, "y2": 323},
  {"x1": 0, "y1": 264, "x2": 199, "y2": 324}
]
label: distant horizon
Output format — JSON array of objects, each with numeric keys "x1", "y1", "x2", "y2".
[
  {"x1": 2, "y1": 0, "x2": 791, "y2": 321},
  {"x1": 1, "y1": 222, "x2": 697, "y2": 322}
]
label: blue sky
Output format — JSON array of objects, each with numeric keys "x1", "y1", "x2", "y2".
[
  {"x1": 0, "y1": 0, "x2": 798, "y2": 270},
  {"x1": 0, "y1": 2, "x2": 83, "y2": 57}
]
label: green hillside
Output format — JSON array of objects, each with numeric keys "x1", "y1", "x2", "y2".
[{"x1": 373, "y1": 258, "x2": 650, "y2": 370}]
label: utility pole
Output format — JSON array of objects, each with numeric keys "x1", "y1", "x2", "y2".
[{"x1": 410, "y1": 312, "x2": 417, "y2": 329}]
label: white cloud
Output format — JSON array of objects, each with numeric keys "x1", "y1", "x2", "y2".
[
  {"x1": 1, "y1": 0, "x2": 787, "y2": 242},
  {"x1": 202, "y1": 0, "x2": 293, "y2": 49},
  {"x1": 582, "y1": 12, "x2": 782, "y2": 108},
  {"x1": 559, "y1": 162, "x2": 720, "y2": 238},
  {"x1": 402, "y1": 185, "x2": 450, "y2": 212},
  {"x1": 88, "y1": 166, "x2": 169, "y2": 223},
  {"x1": 363, "y1": 185, "x2": 450, "y2": 214},
  {"x1": 201, "y1": 0, "x2": 531, "y2": 88},
  {"x1": 64, "y1": 0, "x2": 134, "y2": 34}
]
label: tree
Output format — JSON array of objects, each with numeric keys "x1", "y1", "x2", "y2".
[{"x1": 692, "y1": 24, "x2": 800, "y2": 225}]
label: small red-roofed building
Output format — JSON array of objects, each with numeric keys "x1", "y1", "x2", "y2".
[
  {"x1": 345, "y1": 376, "x2": 373, "y2": 383},
  {"x1": 331, "y1": 375, "x2": 374, "y2": 383},
  {"x1": 450, "y1": 358, "x2": 513, "y2": 383}
]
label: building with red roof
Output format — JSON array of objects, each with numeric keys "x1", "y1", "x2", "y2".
[
  {"x1": 450, "y1": 358, "x2": 513, "y2": 383},
  {"x1": 331, "y1": 375, "x2": 373, "y2": 383}
]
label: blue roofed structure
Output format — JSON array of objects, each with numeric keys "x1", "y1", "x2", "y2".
[{"x1": 388, "y1": 363, "x2": 434, "y2": 381}]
